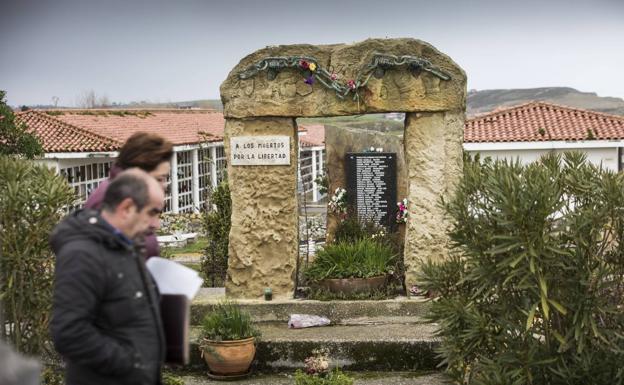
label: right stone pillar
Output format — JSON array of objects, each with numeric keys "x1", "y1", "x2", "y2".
[{"x1": 403, "y1": 110, "x2": 464, "y2": 288}]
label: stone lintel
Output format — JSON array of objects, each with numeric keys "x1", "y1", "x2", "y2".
[{"x1": 221, "y1": 38, "x2": 466, "y2": 119}]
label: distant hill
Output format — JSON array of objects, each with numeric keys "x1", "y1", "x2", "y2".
[
  {"x1": 142, "y1": 88, "x2": 624, "y2": 118},
  {"x1": 24, "y1": 87, "x2": 622, "y2": 118},
  {"x1": 467, "y1": 87, "x2": 624, "y2": 117}
]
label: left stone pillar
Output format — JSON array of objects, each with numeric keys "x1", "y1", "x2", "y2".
[{"x1": 224, "y1": 117, "x2": 299, "y2": 299}]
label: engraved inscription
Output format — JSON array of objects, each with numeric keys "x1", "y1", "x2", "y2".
[
  {"x1": 346, "y1": 153, "x2": 397, "y2": 228},
  {"x1": 231, "y1": 136, "x2": 291, "y2": 166}
]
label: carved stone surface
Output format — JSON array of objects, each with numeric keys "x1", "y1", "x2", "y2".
[
  {"x1": 403, "y1": 111, "x2": 464, "y2": 288},
  {"x1": 224, "y1": 118, "x2": 299, "y2": 299},
  {"x1": 221, "y1": 38, "x2": 466, "y2": 119},
  {"x1": 221, "y1": 38, "x2": 466, "y2": 299}
]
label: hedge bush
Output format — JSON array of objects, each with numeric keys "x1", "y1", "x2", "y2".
[
  {"x1": 201, "y1": 180, "x2": 231, "y2": 286},
  {"x1": 0, "y1": 156, "x2": 74, "y2": 355},
  {"x1": 418, "y1": 152, "x2": 624, "y2": 385}
]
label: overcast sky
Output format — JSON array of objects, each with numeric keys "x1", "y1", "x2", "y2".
[{"x1": 1, "y1": 0, "x2": 623, "y2": 106}]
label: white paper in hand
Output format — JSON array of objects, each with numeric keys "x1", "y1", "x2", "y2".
[{"x1": 145, "y1": 257, "x2": 203, "y2": 300}]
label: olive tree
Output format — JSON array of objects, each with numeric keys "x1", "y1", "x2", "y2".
[{"x1": 0, "y1": 156, "x2": 74, "y2": 355}]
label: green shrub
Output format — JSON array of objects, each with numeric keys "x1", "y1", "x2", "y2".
[
  {"x1": 333, "y1": 216, "x2": 380, "y2": 244},
  {"x1": 418, "y1": 152, "x2": 624, "y2": 384},
  {"x1": 42, "y1": 365, "x2": 64, "y2": 385},
  {"x1": 304, "y1": 238, "x2": 397, "y2": 281},
  {"x1": 0, "y1": 156, "x2": 74, "y2": 355},
  {"x1": 199, "y1": 301, "x2": 260, "y2": 342},
  {"x1": 294, "y1": 368, "x2": 354, "y2": 385},
  {"x1": 201, "y1": 180, "x2": 231, "y2": 287},
  {"x1": 0, "y1": 90, "x2": 43, "y2": 158},
  {"x1": 162, "y1": 371, "x2": 185, "y2": 385}
]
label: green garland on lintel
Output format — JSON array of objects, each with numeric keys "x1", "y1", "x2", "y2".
[{"x1": 238, "y1": 53, "x2": 452, "y2": 102}]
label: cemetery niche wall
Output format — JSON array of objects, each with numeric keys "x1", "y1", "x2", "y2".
[{"x1": 221, "y1": 38, "x2": 466, "y2": 299}]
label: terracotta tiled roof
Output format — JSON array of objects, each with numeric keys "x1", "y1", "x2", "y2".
[
  {"x1": 15, "y1": 109, "x2": 226, "y2": 152},
  {"x1": 53, "y1": 109, "x2": 225, "y2": 146},
  {"x1": 16, "y1": 110, "x2": 120, "y2": 152},
  {"x1": 299, "y1": 124, "x2": 325, "y2": 147},
  {"x1": 465, "y1": 101, "x2": 624, "y2": 143}
]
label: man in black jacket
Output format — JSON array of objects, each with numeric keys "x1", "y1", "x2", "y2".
[{"x1": 50, "y1": 169, "x2": 166, "y2": 385}]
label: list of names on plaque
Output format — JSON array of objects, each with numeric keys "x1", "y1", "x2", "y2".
[{"x1": 346, "y1": 153, "x2": 397, "y2": 228}]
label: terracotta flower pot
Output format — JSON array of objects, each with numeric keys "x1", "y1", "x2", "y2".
[
  {"x1": 319, "y1": 275, "x2": 387, "y2": 294},
  {"x1": 201, "y1": 337, "x2": 256, "y2": 375}
]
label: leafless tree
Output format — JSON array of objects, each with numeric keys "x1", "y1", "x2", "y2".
[{"x1": 76, "y1": 90, "x2": 110, "y2": 108}]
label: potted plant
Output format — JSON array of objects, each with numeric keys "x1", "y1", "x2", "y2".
[
  {"x1": 304, "y1": 237, "x2": 397, "y2": 294},
  {"x1": 198, "y1": 301, "x2": 261, "y2": 378}
]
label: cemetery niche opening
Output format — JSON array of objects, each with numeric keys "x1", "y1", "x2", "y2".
[{"x1": 220, "y1": 38, "x2": 467, "y2": 299}]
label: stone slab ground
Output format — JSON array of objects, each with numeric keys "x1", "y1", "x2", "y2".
[
  {"x1": 191, "y1": 288, "x2": 432, "y2": 324},
  {"x1": 188, "y1": 321, "x2": 439, "y2": 371},
  {"x1": 179, "y1": 372, "x2": 450, "y2": 385},
  {"x1": 187, "y1": 289, "x2": 440, "y2": 372}
]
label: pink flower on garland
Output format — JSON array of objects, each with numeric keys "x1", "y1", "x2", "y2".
[
  {"x1": 299, "y1": 60, "x2": 310, "y2": 70},
  {"x1": 330, "y1": 73, "x2": 338, "y2": 81},
  {"x1": 347, "y1": 79, "x2": 356, "y2": 90}
]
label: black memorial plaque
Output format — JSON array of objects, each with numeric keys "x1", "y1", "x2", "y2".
[{"x1": 346, "y1": 153, "x2": 397, "y2": 229}]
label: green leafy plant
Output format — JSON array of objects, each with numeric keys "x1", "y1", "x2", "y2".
[
  {"x1": 201, "y1": 180, "x2": 231, "y2": 287},
  {"x1": 42, "y1": 365, "x2": 65, "y2": 385},
  {"x1": 304, "y1": 238, "x2": 397, "y2": 281},
  {"x1": 294, "y1": 368, "x2": 354, "y2": 385},
  {"x1": 0, "y1": 90, "x2": 43, "y2": 158},
  {"x1": 0, "y1": 156, "x2": 75, "y2": 355},
  {"x1": 314, "y1": 170, "x2": 328, "y2": 195},
  {"x1": 333, "y1": 216, "x2": 380, "y2": 244},
  {"x1": 418, "y1": 152, "x2": 624, "y2": 385},
  {"x1": 199, "y1": 301, "x2": 260, "y2": 342},
  {"x1": 162, "y1": 371, "x2": 185, "y2": 385}
]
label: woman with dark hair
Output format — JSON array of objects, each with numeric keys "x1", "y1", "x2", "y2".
[{"x1": 85, "y1": 131, "x2": 174, "y2": 258}]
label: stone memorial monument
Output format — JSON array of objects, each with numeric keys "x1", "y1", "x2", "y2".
[{"x1": 221, "y1": 38, "x2": 466, "y2": 298}]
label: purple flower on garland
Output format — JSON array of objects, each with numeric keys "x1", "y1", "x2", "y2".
[{"x1": 304, "y1": 75, "x2": 315, "y2": 85}]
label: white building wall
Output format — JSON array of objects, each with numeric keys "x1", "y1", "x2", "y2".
[
  {"x1": 41, "y1": 139, "x2": 326, "y2": 214},
  {"x1": 466, "y1": 147, "x2": 619, "y2": 171},
  {"x1": 464, "y1": 140, "x2": 624, "y2": 172}
]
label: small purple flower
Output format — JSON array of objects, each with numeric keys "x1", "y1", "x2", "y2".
[{"x1": 304, "y1": 75, "x2": 315, "y2": 85}]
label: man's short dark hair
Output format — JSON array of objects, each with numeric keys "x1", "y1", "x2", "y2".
[{"x1": 101, "y1": 173, "x2": 149, "y2": 212}]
